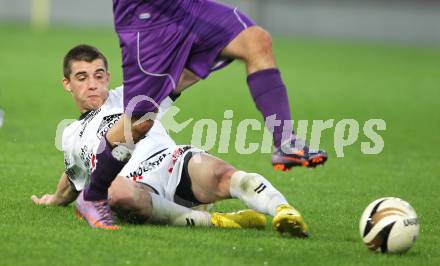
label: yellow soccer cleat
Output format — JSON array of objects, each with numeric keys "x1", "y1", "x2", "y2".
[
  {"x1": 211, "y1": 209, "x2": 267, "y2": 229},
  {"x1": 272, "y1": 204, "x2": 309, "y2": 238}
]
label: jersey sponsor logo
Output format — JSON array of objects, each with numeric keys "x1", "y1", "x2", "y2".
[
  {"x1": 171, "y1": 146, "x2": 192, "y2": 165},
  {"x1": 65, "y1": 167, "x2": 76, "y2": 179},
  {"x1": 64, "y1": 154, "x2": 76, "y2": 177},
  {"x1": 64, "y1": 153, "x2": 72, "y2": 168},
  {"x1": 127, "y1": 149, "x2": 170, "y2": 179},
  {"x1": 79, "y1": 108, "x2": 101, "y2": 138},
  {"x1": 79, "y1": 145, "x2": 95, "y2": 173},
  {"x1": 96, "y1": 113, "x2": 123, "y2": 140},
  {"x1": 168, "y1": 146, "x2": 192, "y2": 173},
  {"x1": 90, "y1": 154, "x2": 97, "y2": 173}
]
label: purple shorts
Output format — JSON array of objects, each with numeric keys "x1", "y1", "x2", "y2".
[{"x1": 114, "y1": 0, "x2": 255, "y2": 115}]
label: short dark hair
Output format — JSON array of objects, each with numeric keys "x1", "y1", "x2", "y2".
[{"x1": 63, "y1": 44, "x2": 108, "y2": 79}]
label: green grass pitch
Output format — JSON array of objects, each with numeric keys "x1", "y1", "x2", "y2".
[{"x1": 0, "y1": 25, "x2": 439, "y2": 266}]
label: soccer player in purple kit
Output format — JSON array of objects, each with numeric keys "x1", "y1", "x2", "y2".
[{"x1": 76, "y1": 0, "x2": 328, "y2": 228}]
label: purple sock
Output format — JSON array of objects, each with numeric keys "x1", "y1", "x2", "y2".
[
  {"x1": 83, "y1": 137, "x2": 127, "y2": 201},
  {"x1": 247, "y1": 68, "x2": 293, "y2": 148}
]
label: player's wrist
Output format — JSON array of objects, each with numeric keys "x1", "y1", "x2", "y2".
[{"x1": 51, "y1": 194, "x2": 67, "y2": 206}]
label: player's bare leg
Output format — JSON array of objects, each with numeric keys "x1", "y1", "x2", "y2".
[
  {"x1": 221, "y1": 26, "x2": 328, "y2": 171},
  {"x1": 106, "y1": 176, "x2": 264, "y2": 229},
  {"x1": 107, "y1": 176, "x2": 154, "y2": 224},
  {"x1": 187, "y1": 153, "x2": 308, "y2": 237},
  {"x1": 221, "y1": 26, "x2": 277, "y2": 74}
]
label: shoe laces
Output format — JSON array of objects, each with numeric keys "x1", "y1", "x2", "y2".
[
  {"x1": 95, "y1": 200, "x2": 114, "y2": 225},
  {"x1": 280, "y1": 137, "x2": 309, "y2": 154}
]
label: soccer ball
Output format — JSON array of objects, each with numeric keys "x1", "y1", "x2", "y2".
[{"x1": 359, "y1": 197, "x2": 420, "y2": 254}]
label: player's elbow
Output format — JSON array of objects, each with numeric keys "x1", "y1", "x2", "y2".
[{"x1": 131, "y1": 117, "x2": 154, "y2": 141}]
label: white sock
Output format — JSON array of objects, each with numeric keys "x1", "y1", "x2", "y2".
[
  {"x1": 229, "y1": 171, "x2": 288, "y2": 216},
  {"x1": 149, "y1": 192, "x2": 212, "y2": 227}
]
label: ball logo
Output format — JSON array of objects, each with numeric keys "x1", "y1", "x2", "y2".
[{"x1": 403, "y1": 218, "x2": 419, "y2": 227}]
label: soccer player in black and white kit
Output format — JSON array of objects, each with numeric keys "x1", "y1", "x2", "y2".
[{"x1": 32, "y1": 45, "x2": 309, "y2": 237}]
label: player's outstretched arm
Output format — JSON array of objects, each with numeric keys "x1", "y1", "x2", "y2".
[{"x1": 31, "y1": 172, "x2": 79, "y2": 206}]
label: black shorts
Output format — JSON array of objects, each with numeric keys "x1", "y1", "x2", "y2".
[{"x1": 174, "y1": 152, "x2": 204, "y2": 208}]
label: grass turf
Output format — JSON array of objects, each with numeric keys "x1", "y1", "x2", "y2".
[{"x1": 0, "y1": 25, "x2": 439, "y2": 266}]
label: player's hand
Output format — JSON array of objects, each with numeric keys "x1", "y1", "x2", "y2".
[{"x1": 31, "y1": 194, "x2": 58, "y2": 206}]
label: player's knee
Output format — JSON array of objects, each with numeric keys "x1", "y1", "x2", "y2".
[
  {"x1": 246, "y1": 27, "x2": 273, "y2": 59},
  {"x1": 214, "y1": 162, "x2": 236, "y2": 198},
  {"x1": 109, "y1": 180, "x2": 152, "y2": 223},
  {"x1": 255, "y1": 28, "x2": 273, "y2": 55},
  {"x1": 109, "y1": 191, "x2": 135, "y2": 210},
  {"x1": 109, "y1": 179, "x2": 137, "y2": 210}
]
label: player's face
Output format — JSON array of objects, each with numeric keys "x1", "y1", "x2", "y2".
[{"x1": 63, "y1": 59, "x2": 110, "y2": 113}]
